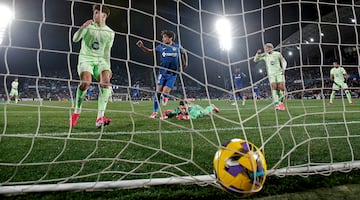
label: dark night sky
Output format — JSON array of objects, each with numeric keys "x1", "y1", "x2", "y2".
[{"x1": 0, "y1": 0, "x2": 357, "y2": 90}]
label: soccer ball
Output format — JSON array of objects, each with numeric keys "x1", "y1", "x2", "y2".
[{"x1": 213, "y1": 138, "x2": 267, "y2": 196}]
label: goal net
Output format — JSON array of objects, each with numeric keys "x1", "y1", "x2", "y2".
[{"x1": 0, "y1": 0, "x2": 360, "y2": 195}]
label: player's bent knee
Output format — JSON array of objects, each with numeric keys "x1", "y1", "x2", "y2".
[
  {"x1": 79, "y1": 83, "x2": 90, "y2": 91},
  {"x1": 100, "y1": 83, "x2": 111, "y2": 88}
]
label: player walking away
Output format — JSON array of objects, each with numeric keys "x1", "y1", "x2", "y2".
[
  {"x1": 160, "y1": 100, "x2": 220, "y2": 120},
  {"x1": 328, "y1": 60, "x2": 354, "y2": 106},
  {"x1": 136, "y1": 30, "x2": 188, "y2": 118},
  {"x1": 231, "y1": 68, "x2": 246, "y2": 106},
  {"x1": 132, "y1": 81, "x2": 140, "y2": 104},
  {"x1": 232, "y1": 68, "x2": 247, "y2": 106},
  {"x1": 9, "y1": 77, "x2": 19, "y2": 103},
  {"x1": 253, "y1": 85, "x2": 260, "y2": 101},
  {"x1": 70, "y1": 4, "x2": 115, "y2": 128},
  {"x1": 254, "y1": 43, "x2": 287, "y2": 110},
  {"x1": 86, "y1": 85, "x2": 94, "y2": 101}
]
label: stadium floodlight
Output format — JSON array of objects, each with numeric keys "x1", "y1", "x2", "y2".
[
  {"x1": 288, "y1": 51, "x2": 293, "y2": 56},
  {"x1": 350, "y1": 18, "x2": 356, "y2": 23},
  {"x1": 0, "y1": 4, "x2": 14, "y2": 44},
  {"x1": 215, "y1": 18, "x2": 232, "y2": 51},
  {"x1": 309, "y1": 38, "x2": 314, "y2": 42}
]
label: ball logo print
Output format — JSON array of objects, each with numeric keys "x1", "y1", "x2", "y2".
[{"x1": 213, "y1": 138, "x2": 267, "y2": 196}]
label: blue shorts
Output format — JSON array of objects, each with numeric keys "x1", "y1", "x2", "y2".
[
  {"x1": 157, "y1": 73, "x2": 177, "y2": 89},
  {"x1": 235, "y1": 83, "x2": 243, "y2": 90}
]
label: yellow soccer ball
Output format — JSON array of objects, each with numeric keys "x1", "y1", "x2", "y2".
[{"x1": 213, "y1": 138, "x2": 267, "y2": 196}]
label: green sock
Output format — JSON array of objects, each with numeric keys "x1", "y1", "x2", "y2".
[
  {"x1": 75, "y1": 88, "x2": 87, "y2": 113},
  {"x1": 330, "y1": 91, "x2": 335, "y2": 103},
  {"x1": 98, "y1": 87, "x2": 111, "y2": 118},
  {"x1": 272, "y1": 90, "x2": 279, "y2": 105},
  {"x1": 279, "y1": 90, "x2": 285, "y2": 103},
  {"x1": 345, "y1": 90, "x2": 352, "y2": 103}
]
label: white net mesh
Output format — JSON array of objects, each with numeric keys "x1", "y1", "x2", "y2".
[{"x1": 0, "y1": 0, "x2": 360, "y2": 195}]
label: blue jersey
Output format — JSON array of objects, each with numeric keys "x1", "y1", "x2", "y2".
[
  {"x1": 133, "y1": 83, "x2": 140, "y2": 96},
  {"x1": 233, "y1": 72, "x2": 246, "y2": 89},
  {"x1": 87, "y1": 87, "x2": 93, "y2": 96},
  {"x1": 253, "y1": 86, "x2": 259, "y2": 95},
  {"x1": 155, "y1": 43, "x2": 184, "y2": 73}
]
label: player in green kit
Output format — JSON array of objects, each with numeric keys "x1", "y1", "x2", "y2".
[
  {"x1": 328, "y1": 60, "x2": 354, "y2": 106},
  {"x1": 70, "y1": 5, "x2": 115, "y2": 128},
  {"x1": 9, "y1": 77, "x2": 19, "y2": 104},
  {"x1": 254, "y1": 43, "x2": 287, "y2": 110},
  {"x1": 160, "y1": 101, "x2": 220, "y2": 120}
]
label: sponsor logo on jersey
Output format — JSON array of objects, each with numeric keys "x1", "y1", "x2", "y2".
[
  {"x1": 91, "y1": 41, "x2": 100, "y2": 50},
  {"x1": 162, "y1": 52, "x2": 177, "y2": 57}
]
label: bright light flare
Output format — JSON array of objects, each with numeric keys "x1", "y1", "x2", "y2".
[
  {"x1": 216, "y1": 18, "x2": 232, "y2": 51},
  {"x1": 0, "y1": 5, "x2": 14, "y2": 27},
  {"x1": 0, "y1": 5, "x2": 14, "y2": 44}
]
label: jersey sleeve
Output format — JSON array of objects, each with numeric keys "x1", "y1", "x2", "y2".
[
  {"x1": 72, "y1": 26, "x2": 88, "y2": 42},
  {"x1": 279, "y1": 53, "x2": 287, "y2": 70},
  {"x1": 254, "y1": 53, "x2": 265, "y2": 62},
  {"x1": 155, "y1": 44, "x2": 162, "y2": 53},
  {"x1": 341, "y1": 67, "x2": 347, "y2": 75},
  {"x1": 179, "y1": 44, "x2": 184, "y2": 54}
]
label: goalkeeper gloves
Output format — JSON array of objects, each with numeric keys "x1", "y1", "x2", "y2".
[{"x1": 177, "y1": 114, "x2": 190, "y2": 120}]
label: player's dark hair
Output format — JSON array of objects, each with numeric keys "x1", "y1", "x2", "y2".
[
  {"x1": 332, "y1": 58, "x2": 339, "y2": 64},
  {"x1": 161, "y1": 30, "x2": 176, "y2": 41},
  {"x1": 179, "y1": 100, "x2": 188, "y2": 106},
  {"x1": 93, "y1": 5, "x2": 111, "y2": 17}
]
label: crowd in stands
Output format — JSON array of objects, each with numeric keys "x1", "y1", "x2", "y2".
[{"x1": 1, "y1": 67, "x2": 359, "y2": 102}]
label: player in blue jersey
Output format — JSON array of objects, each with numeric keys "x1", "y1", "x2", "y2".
[
  {"x1": 253, "y1": 85, "x2": 260, "y2": 101},
  {"x1": 86, "y1": 85, "x2": 94, "y2": 101},
  {"x1": 232, "y1": 68, "x2": 247, "y2": 106},
  {"x1": 132, "y1": 81, "x2": 140, "y2": 104},
  {"x1": 136, "y1": 30, "x2": 188, "y2": 118}
]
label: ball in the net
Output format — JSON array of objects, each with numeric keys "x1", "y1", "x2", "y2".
[{"x1": 213, "y1": 138, "x2": 267, "y2": 196}]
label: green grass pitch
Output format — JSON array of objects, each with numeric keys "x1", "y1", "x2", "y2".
[{"x1": 0, "y1": 99, "x2": 359, "y2": 187}]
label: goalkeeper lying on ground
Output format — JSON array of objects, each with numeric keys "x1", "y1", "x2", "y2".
[{"x1": 160, "y1": 101, "x2": 220, "y2": 120}]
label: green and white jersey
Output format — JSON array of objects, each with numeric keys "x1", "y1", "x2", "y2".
[
  {"x1": 254, "y1": 51, "x2": 287, "y2": 76},
  {"x1": 73, "y1": 22, "x2": 115, "y2": 65},
  {"x1": 165, "y1": 104, "x2": 215, "y2": 119},
  {"x1": 188, "y1": 105, "x2": 214, "y2": 119},
  {"x1": 330, "y1": 66, "x2": 347, "y2": 85},
  {"x1": 11, "y1": 81, "x2": 18, "y2": 90}
]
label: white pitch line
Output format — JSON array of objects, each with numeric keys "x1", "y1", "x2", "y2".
[{"x1": 4, "y1": 121, "x2": 360, "y2": 137}]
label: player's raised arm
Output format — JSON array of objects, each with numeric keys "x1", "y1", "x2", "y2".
[
  {"x1": 253, "y1": 49, "x2": 264, "y2": 62},
  {"x1": 73, "y1": 19, "x2": 92, "y2": 42},
  {"x1": 136, "y1": 40, "x2": 153, "y2": 54}
]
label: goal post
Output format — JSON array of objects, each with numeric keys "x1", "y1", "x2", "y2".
[{"x1": 0, "y1": 0, "x2": 360, "y2": 196}]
